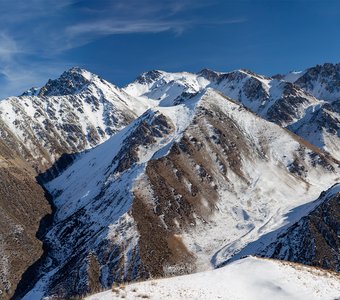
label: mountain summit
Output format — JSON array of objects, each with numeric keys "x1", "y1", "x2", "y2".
[{"x1": 38, "y1": 67, "x2": 97, "y2": 96}]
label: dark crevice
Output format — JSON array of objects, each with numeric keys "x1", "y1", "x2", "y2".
[{"x1": 11, "y1": 152, "x2": 82, "y2": 300}]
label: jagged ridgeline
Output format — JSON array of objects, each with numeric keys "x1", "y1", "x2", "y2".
[{"x1": 0, "y1": 63, "x2": 339, "y2": 299}]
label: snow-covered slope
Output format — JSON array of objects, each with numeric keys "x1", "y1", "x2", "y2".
[
  {"x1": 20, "y1": 93, "x2": 200, "y2": 300},
  {"x1": 272, "y1": 63, "x2": 340, "y2": 160},
  {"x1": 141, "y1": 90, "x2": 339, "y2": 271},
  {"x1": 3, "y1": 63, "x2": 339, "y2": 299},
  {"x1": 288, "y1": 100, "x2": 340, "y2": 160},
  {"x1": 20, "y1": 89, "x2": 339, "y2": 299},
  {"x1": 85, "y1": 257, "x2": 340, "y2": 300},
  {"x1": 0, "y1": 67, "x2": 151, "y2": 172}
]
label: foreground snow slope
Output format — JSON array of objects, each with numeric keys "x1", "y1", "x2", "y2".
[{"x1": 86, "y1": 257, "x2": 340, "y2": 300}]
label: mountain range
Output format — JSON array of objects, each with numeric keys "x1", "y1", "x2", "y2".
[{"x1": 0, "y1": 62, "x2": 339, "y2": 300}]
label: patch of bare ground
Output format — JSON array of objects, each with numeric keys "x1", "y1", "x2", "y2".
[
  {"x1": 0, "y1": 140, "x2": 51, "y2": 300},
  {"x1": 132, "y1": 193, "x2": 194, "y2": 278},
  {"x1": 87, "y1": 253, "x2": 102, "y2": 295}
]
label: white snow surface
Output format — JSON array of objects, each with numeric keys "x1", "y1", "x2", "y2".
[
  {"x1": 281, "y1": 71, "x2": 305, "y2": 83},
  {"x1": 85, "y1": 257, "x2": 340, "y2": 300}
]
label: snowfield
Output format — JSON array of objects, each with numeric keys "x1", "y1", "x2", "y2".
[{"x1": 85, "y1": 257, "x2": 340, "y2": 300}]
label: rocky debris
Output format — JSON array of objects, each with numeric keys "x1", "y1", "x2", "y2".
[{"x1": 113, "y1": 111, "x2": 173, "y2": 174}]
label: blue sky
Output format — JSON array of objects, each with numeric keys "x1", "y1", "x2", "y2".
[{"x1": 0, "y1": 0, "x2": 339, "y2": 98}]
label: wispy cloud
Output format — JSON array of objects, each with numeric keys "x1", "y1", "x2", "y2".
[
  {"x1": 66, "y1": 20, "x2": 186, "y2": 39},
  {"x1": 0, "y1": 33, "x2": 21, "y2": 61},
  {"x1": 63, "y1": 17, "x2": 246, "y2": 50},
  {"x1": 61, "y1": 0, "x2": 246, "y2": 52}
]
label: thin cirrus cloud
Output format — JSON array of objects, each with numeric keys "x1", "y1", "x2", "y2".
[
  {"x1": 66, "y1": 18, "x2": 246, "y2": 37},
  {"x1": 60, "y1": 0, "x2": 246, "y2": 51},
  {"x1": 0, "y1": 33, "x2": 21, "y2": 61}
]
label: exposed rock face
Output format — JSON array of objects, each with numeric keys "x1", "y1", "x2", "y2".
[
  {"x1": 288, "y1": 99, "x2": 340, "y2": 160},
  {"x1": 135, "y1": 70, "x2": 164, "y2": 85},
  {"x1": 259, "y1": 185, "x2": 340, "y2": 272},
  {"x1": 266, "y1": 82, "x2": 315, "y2": 125},
  {"x1": 38, "y1": 67, "x2": 94, "y2": 96},
  {"x1": 0, "y1": 141, "x2": 50, "y2": 300},
  {"x1": 294, "y1": 63, "x2": 340, "y2": 101}
]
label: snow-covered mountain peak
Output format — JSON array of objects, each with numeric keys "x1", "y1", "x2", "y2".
[
  {"x1": 288, "y1": 63, "x2": 340, "y2": 101},
  {"x1": 196, "y1": 68, "x2": 221, "y2": 81},
  {"x1": 135, "y1": 70, "x2": 165, "y2": 85},
  {"x1": 124, "y1": 70, "x2": 206, "y2": 108},
  {"x1": 124, "y1": 68, "x2": 323, "y2": 127},
  {"x1": 122, "y1": 65, "x2": 340, "y2": 159},
  {"x1": 37, "y1": 66, "x2": 109, "y2": 97},
  {"x1": 21, "y1": 86, "x2": 40, "y2": 97}
]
